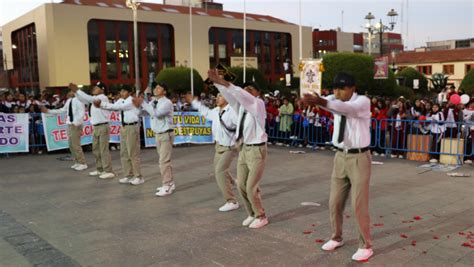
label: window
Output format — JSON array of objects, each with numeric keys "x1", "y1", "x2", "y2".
[
  {"x1": 87, "y1": 20, "x2": 174, "y2": 87},
  {"x1": 11, "y1": 23, "x2": 39, "y2": 91},
  {"x1": 209, "y1": 27, "x2": 291, "y2": 83},
  {"x1": 466, "y1": 64, "x2": 474, "y2": 74},
  {"x1": 417, "y1": 65, "x2": 432, "y2": 75},
  {"x1": 442, "y1": 64, "x2": 454, "y2": 75}
]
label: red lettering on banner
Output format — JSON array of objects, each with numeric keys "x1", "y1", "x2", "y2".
[
  {"x1": 110, "y1": 112, "x2": 120, "y2": 121},
  {"x1": 57, "y1": 116, "x2": 66, "y2": 126},
  {"x1": 110, "y1": 125, "x2": 120, "y2": 135},
  {"x1": 52, "y1": 129, "x2": 68, "y2": 141},
  {"x1": 81, "y1": 125, "x2": 93, "y2": 136}
]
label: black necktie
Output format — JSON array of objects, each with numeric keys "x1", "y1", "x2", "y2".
[
  {"x1": 236, "y1": 111, "x2": 247, "y2": 141},
  {"x1": 337, "y1": 115, "x2": 346, "y2": 143},
  {"x1": 68, "y1": 99, "x2": 74, "y2": 123},
  {"x1": 121, "y1": 109, "x2": 125, "y2": 127},
  {"x1": 88, "y1": 104, "x2": 92, "y2": 116}
]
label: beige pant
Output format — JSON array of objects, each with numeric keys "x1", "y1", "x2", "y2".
[
  {"x1": 155, "y1": 131, "x2": 174, "y2": 185},
  {"x1": 330, "y1": 150, "x2": 372, "y2": 248},
  {"x1": 237, "y1": 144, "x2": 267, "y2": 218},
  {"x1": 92, "y1": 124, "x2": 113, "y2": 173},
  {"x1": 68, "y1": 124, "x2": 86, "y2": 165},
  {"x1": 120, "y1": 125, "x2": 141, "y2": 178},
  {"x1": 214, "y1": 144, "x2": 237, "y2": 203}
]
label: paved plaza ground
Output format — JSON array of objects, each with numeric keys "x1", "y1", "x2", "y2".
[{"x1": 0, "y1": 145, "x2": 473, "y2": 266}]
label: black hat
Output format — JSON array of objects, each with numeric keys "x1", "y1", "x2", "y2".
[
  {"x1": 332, "y1": 72, "x2": 356, "y2": 89},
  {"x1": 95, "y1": 81, "x2": 107, "y2": 92},
  {"x1": 121, "y1": 84, "x2": 133, "y2": 92},
  {"x1": 157, "y1": 82, "x2": 168, "y2": 92},
  {"x1": 243, "y1": 81, "x2": 260, "y2": 91}
]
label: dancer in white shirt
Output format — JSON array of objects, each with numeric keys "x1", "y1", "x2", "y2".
[
  {"x1": 41, "y1": 89, "x2": 87, "y2": 171},
  {"x1": 94, "y1": 85, "x2": 143, "y2": 185},
  {"x1": 208, "y1": 69, "x2": 269, "y2": 229},
  {"x1": 71, "y1": 82, "x2": 115, "y2": 179},
  {"x1": 186, "y1": 92, "x2": 240, "y2": 212},
  {"x1": 136, "y1": 82, "x2": 176, "y2": 196},
  {"x1": 303, "y1": 72, "x2": 373, "y2": 262}
]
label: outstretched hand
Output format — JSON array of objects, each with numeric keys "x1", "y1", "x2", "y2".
[
  {"x1": 93, "y1": 99, "x2": 101, "y2": 108},
  {"x1": 207, "y1": 69, "x2": 229, "y2": 87},
  {"x1": 68, "y1": 83, "x2": 79, "y2": 93}
]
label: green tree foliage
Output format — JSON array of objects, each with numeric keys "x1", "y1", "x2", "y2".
[
  {"x1": 460, "y1": 69, "x2": 474, "y2": 95},
  {"x1": 155, "y1": 67, "x2": 204, "y2": 95}
]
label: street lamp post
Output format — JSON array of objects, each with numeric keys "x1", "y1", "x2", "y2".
[
  {"x1": 126, "y1": 0, "x2": 140, "y2": 96},
  {"x1": 364, "y1": 9, "x2": 398, "y2": 56}
]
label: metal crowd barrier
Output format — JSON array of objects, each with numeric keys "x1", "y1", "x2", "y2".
[{"x1": 4, "y1": 113, "x2": 474, "y2": 161}]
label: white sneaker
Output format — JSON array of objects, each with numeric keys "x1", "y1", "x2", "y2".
[
  {"x1": 99, "y1": 172, "x2": 115, "y2": 179},
  {"x1": 129, "y1": 177, "x2": 145, "y2": 185},
  {"x1": 119, "y1": 177, "x2": 132, "y2": 184},
  {"x1": 380, "y1": 153, "x2": 386, "y2": 157},
  {"x1": 321, "y1": 240, "x2": 344, "y2": 251},
  {"x1": 306, "y1": 144, "x2": 313, "y2": 148},
  {"x1": 249, "y1": 217, "x2": 269, "y2": 229},
  {"x1": 298, "y1": 144, "x2": 303, "y2": 148},
  {"x1": 320, "y1": 147, "x2": 326, "y2": 150},
  {"x1": 429, "y1": 159, "x2": 438, "y2": 163},
  {"x1": 74, "y1": 164, "x2": 88, "y2": 171},
  {"x1": 89, "y1": 171, "x2": 103, "y2": 176},
  {"x1": 285, "y1": 144, "x2": 290, "y2": 147},
  {"x1": 218, "y1": 202, "x2": 239, "y2": 212},
  {"x1": 110, "y1": 146, "x2": 117, "y2": 151},
  {"x1": 464, "y1": 159, "x2": 473, "y2": 164},
  {"x1": 398, "y1": 155, "x2": 404, "y2": 159},
  {"x1": 156, "y1": 183, "x2": 176, "y2": 196},
  {"x1": 71, "y1": 164, "x2": 79, "y2": 169},
  {"x1": 373, "y1": 152, "x2": 380, "y2": 156},
  {"x1": 391, "y1": 154, "x2": 397, "y2": 158},
  {"x1": 352, "y1": 248, "x2": 374, "y2": 262},
  {"x1": 276, "y1": 142, "x2": 283, "y2": 146},
  {"x1": 242, "y1": 216, "x2": 255, "y2": 227}
]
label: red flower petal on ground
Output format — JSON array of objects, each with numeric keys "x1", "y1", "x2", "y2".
[
  {"x1": 315, "y1": 239, "x2": 325, "y2": 243},
  {"x1": 411, "y1": 240, "x2": 417, "y2": 246},
  {"x1": 400, "y1": 234, "x2": 408, "y2": 238},
  {"x1": 373, "y1": 223, "x2": 384, "y2": 227},
  {"x1": 433, "y1": 236, "x2": 439, "y2": 240},
  {"x1": 459, "y1": 232, "x2": 465, "y2": 236},
  {"x1": 470, "y1": 240, "x2": 474, "y2": 243},
  {"x1": 461, "y1": 242, "x2": 472, "y2": 248},
  {"x1": 311, "y1": 224, "x2": 316, "y2": 227},
  {"x1": 413, "y1": 216, "x2": 422, "y2": 221},
  {"x1": 303, "y1": 230, "x2": 313, "y2": 235}
]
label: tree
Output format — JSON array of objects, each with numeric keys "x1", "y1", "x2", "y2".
[
  {"x1": 460, "y1": 69, "x2": 474, "y2": 95},
  {"x1": 429, "y1": 73, "x2": 449, "y2": 92},
  {"x1": 155, "y1": 67, "x2": 204, "y2": 95},
  {"x1": 322, "y1": 53, "x2": 374, "y2": 94},
  {"x1": 227, "y1": 67, "x2": 269, "y2": 93},
  {"x1": 395, "y1": 67, "x2": 428, "y2": 94}
]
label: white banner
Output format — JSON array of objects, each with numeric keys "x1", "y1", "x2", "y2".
[{"x1": 300, "y1": 59, "x2": 323, "y2": 96}]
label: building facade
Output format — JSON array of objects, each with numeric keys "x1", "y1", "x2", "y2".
[
  {"x1": 2, "y1": 0, "x2": 312, "y2": 92},
  {"x1": 425, "y1": 38, "x2": 474, "y2": 51},
  {"x1": 393, "y1": 48, "x2": 474, "y2": 89},
  {"x1": 312, "y1": 28, "x2": 364, "y2": 58},
  {"x1": 363, "y1": 32, "x2": 403, "y2": 56}
]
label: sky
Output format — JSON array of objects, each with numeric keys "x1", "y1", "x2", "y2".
[{"x1": 1, "y1": 0, "x2": 473, "y2": 50}]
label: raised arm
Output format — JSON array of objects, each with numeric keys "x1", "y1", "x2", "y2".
[
  {"x1": 191, "y1": 99, "x2": 217, "y2": 121},
  {"x1": 101, "y1": 98, "x2": 135, "y2": 111},
  {"x1": 75, "y1": 90, "x2": 95, "y2": 104},
  {"x1": 214, "y1": 84, "x2": 240, "y2": 113},
  {"x1": 223, "y1": 84, "x2": 262, "y2": 118},
  {"x1": 142, "y1": 100, "x2": 173, "y2": 119}
]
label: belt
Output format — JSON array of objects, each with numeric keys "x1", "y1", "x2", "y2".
[
  {"x1": 122, "y1": 122, "x2": 138, "y2": 126},
  {"x1": 217, "y1": 143, "x2": 233, "y2": 148},
  {"x1": 336, "y1": 147, "x2": 369, "y2": 154},
  {"x1": 93, "y1": 122, "x2": 108, "y2": 126},
  {"x1": 244, "y1": 142, "x2": 266, "y2": 147},
  {"x1": 157, "y1": 129, "x2": 173, "y2": 134}
]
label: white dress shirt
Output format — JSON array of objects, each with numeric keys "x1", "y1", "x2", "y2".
[
  {"x1": 215, "y1": 83, "x2": 268, "y2": 145},
  {"x1": 324, "y1": 93, "x2": 371, "y2": 149},
  {"x1": 192, "y1": 100, "x2": 238, "y2": 147},
  {"x1": 48, "y1": 97, "x2": 85, "y2": 127},
  {"x1": 100, "y1": 96, "x2": 140, "y2": 124},
  {"x1": 75, "y1": 90, "x2": 111, "y2": 125},
  {"x1": 141, "y1": 96, "x2": 174, "y2": 133},
  {"x1": 427, "y1": 112, "x2": 445, "y2": 134}
]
